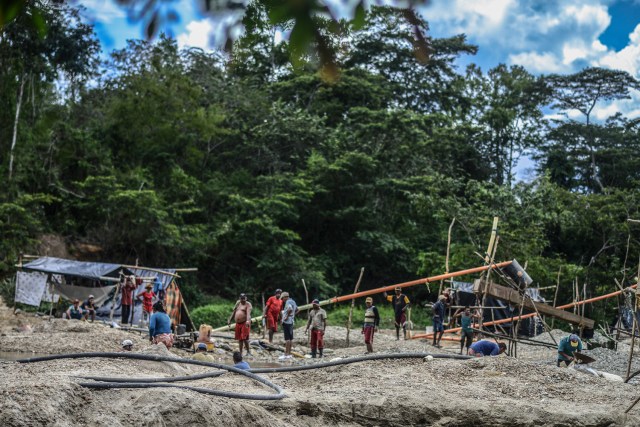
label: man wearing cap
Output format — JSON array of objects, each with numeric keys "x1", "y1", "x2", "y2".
[
  {"x1": 137, "y1": 283, "x2": 156, "y2": 325},
  {"x1": 228, "y1": 293, "x2": 253, "y2": 356},
  {"x1": 432, "y1": 295, "x2": 447, "y2": 348},
  {"x1": 383, "y1": 287, "x2": 411, "y2": 340},
  {"x1": 121, "y1": 340, "x2": 134, "y2": 351},
  {"x1": 280, "y1": 292, "x2": 298, "y2": 360},
  {"x1": 362, "y1": 297, "x2": 380, "y2": 353},
  {"x1": 65, "y1": 299, "x2": 84, "y2": 320},
  {"x1": 469, "y1": 340, "x2": 507, "y2": 357},
  {"x1": 81, "y1": 295, "x2": 96, "y2": 322},
  {"x1": 263, "y1": 289, "x2": 283, "y2": 343},
  {"x1": 193, "y1": 342, "x2": 215, "y2": 362},
  {"x1": 557, "y1": 333, "x2": 583, "y2": 367},
  {"x1": 305, "y1": 299, "x2": 327, "y2": 358}
]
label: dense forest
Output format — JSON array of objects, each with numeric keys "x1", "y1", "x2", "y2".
[{"x1": 1, "y1": 3, "x2": 640, "y2": 324}]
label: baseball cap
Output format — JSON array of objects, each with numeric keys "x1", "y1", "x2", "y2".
[
  {"x1": 275, "y1": 289, "x2": 282, "y2": 294},
  {"x1": 122, "y1": 339, "x2": 133, "y2": 348},
  {"x1": 280, "y1": 292, "x2": 289, "y2": 298},
  {"x1": 570, "y1": 334, "x2": 579, "y2": 346},
  {"x1": 365, "y1": 297, "x2": 373, "y2": 303},
  {"x1": 395, "y1": 287, "x2": 401, "y2": 292},
  {"x1": 312, "y1": 299, "x2": 320, "y2": 304},
  {"x1": 88, "y1": 294, "x2": 94, "y2": 299},
  {"x1": 197, "y1": 343, "x2": 207, "y2": 350},
  {"x1": 239, "y1": 293, "x2": 247, "y2": 299}
]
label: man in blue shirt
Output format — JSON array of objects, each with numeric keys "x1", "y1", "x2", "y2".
[
  {"x1": 279, "y1": 292, "x2": 298, "y2": 360},
  {"x1": 557, "y1": 333, "x2": 583, "y2": 367},
  {"x1": 149, "y1": 301, "x2": 174, "y2": 348},
  {"x1": 469, "y1": 339, "x2": 506, "y2": 357},
  {"x1": 233, "y1": 351, "x2": 250, "y2": 370},
  {"x1": 432, "y1": 295, "x2": 447, "y2": 348}
]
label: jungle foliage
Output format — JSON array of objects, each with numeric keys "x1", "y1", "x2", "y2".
[{"x1": 1, "y1": 3, "x2": 640, "y2": 326}]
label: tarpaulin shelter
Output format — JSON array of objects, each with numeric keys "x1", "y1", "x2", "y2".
[
  {"x1": 17, "y1": 257, "x2": 192, "y2": 330},
  {"x1": 451, "y1": 281, "x2": 544, "y2": 336}
]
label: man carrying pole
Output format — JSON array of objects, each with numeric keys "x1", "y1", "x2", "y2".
[{"x1": 384, "y1": 287, "x2": 410, "y2": 340}]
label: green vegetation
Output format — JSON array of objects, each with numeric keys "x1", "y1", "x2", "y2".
[{"x1": 1, "y1": 3, "x2": 639, "y2": 328}]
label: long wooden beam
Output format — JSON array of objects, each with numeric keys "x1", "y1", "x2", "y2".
[
  {"x1": 474, "y1": 280, "x2": 594, "y2": 328},
  {"x1": 413, "y1": 284, "x2": 638, "y2": 339},
  {"x1": 211, "y1": 261, "x2": 513, "y2": 332}
]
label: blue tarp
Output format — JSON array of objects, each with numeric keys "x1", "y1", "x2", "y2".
[{"x1": 22, "y1": 257, "x2": 128, "y2": 280}]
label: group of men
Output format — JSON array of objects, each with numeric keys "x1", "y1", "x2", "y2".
[
  {"x1": 63, "y1": 296, "x2": 96, "y2": 321},
  {"x1": 228, "y1": 290, "x2": 328, "y2": 360}
]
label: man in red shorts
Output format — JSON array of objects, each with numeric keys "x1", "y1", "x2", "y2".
[
  {"x1": 263, "y1": 289, "x2": 282, "y2": 343},
  {"x1": 228, "y1": 293, "x2": 253, "y2": 356},
  {"x1": 362, "y1": 297, "x2": 380, "y2": 353}
]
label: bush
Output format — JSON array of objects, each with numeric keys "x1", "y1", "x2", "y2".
[
  {"x1": 190, "y1": 300, "x2": 237, "y2": 328},
  {"x1": 324, "y1": 303, "x2": 433, "y2": 330}
]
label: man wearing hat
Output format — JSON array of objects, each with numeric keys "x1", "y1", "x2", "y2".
[
  {"x1": 263, "y1": 289, "x2": 283, "y2": 343},
  {"x1": 138, "y1": 283, "x2": 156, "y2": 325},
  {"x1": 228, "y1": 293, "x2": 253, "y2": 356},
  {"x1": 383, "y1": 287, "x2": 411, "y2": 340},
  {"x1": 279, "y1": 292, "x2": 298, "y2": 359},
  {"x1": 121, "y1": 339, "x2": 134, "y2": 351},
  {"x1": 192, "y1": 342, "x2": 215, "y2": 362},
  {"x1": 65, "y1": 299, "x2": 84, "y2": 320},
  {"x1": 362, "y1": 297, "x2": 380, "y2": 353},
  {"x1": 305, "y1": 299, "x2": 327, "y2": 358},
  {"x1": 82, "y1": 295, "x2": 96, "y2": 322},
  {"x1": 557, "y1": 333, "x2": 583, "y2": 367}
]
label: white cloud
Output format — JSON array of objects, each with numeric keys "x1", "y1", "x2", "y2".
[
  {"x1": 597, "y1": 24, "x2": 640, "y2": 75},
  {"x1": 80, "y1": 0, "x2": 126, "y2": 23},
  {"x1": 508, "y1": 51, "x2": 567, "y2": 73},
  {"x1": 176, "y1": 19, "x2": 214, "y2": 49}
]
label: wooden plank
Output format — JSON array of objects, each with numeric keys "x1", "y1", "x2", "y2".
[{"x1": 474, "y1": 280, "x2": 595, "y2": 328}]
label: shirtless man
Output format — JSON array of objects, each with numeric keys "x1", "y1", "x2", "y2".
[{"x1": 228, "y1": 293, "x2": 253, "y2": 356}]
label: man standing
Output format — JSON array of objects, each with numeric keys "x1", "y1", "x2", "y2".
[
  {"x1": 263, "y1": 289, "x2": 283, "y2": 343},
  {"x1": 279, "y1": 292, "x2": 298, "y2": 360},
  {"x1": 453, "y1": 305, "x2": 480, "y2": 354},
  {"x1": 362, "y1": 297, "x2": 380, "y2": 353},
  {"x1": 557, "y1": 333, "x2": 583, "y2": 367},
  {"x1": 305, "y1": 299, "x2": 327, "y2": 358},
  {"x1": 383, "y1": 287, "x2": 410, "y2": 340},
  {"x1": 81, "y1": 295, "x2": 96, "y2": 322},
  {"x1": 432, "y1": 295, "x2": 447, "y2": 348},
  {"x1": 228, "y1": 293, "x2": 253, "y2": 356},
  {"x1": 121, "y1": 275, "x2": 137, "y2": 325},
  {"x1": 469, "y1": 340, "x2": 506, "y2": 357}
]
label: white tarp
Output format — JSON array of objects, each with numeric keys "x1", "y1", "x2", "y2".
[
  {"x1": 14, "y1": 271, "x2": 48, "y2": 306},
  {"x1": 53, "y1": 282, "x2": 116, "y2": 306}
]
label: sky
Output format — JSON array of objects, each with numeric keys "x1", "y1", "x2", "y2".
[{"x1": 80, "y1": 0, "x2": 640, "y2": 178}]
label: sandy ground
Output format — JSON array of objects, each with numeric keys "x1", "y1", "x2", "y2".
[{"x1": 2, "y1": 301, "x2": 640, "y2": 426}]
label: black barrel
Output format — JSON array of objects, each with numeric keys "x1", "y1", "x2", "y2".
[{"x1": 501, "y1": 259, "x2": 533, "y2": 289}]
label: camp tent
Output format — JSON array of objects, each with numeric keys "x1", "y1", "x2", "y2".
[{"x1": 16, "y1": 257, "x2": 192, "y2": 330}]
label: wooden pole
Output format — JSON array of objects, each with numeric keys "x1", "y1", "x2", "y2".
[
  {"x1": 480, "y1": 221, "x2": 500, "y2": 333},
  {"x1": 120, "y1": 265, "x2": 180, "y2": 278},
  {"x1": 440, "y1": 217, "x2": 455, "y2": 296},
  {"x1": 551, "y1": 267, "x2": 562, "y2": 330},
  {"x1": 109, "y1": 278, "x2": 122, "y2": 322},
  {"x1": 213, "y1": 261, "x2": 513, "y2": 332},
  {"x1": 261, "y1": 292, "x2": 266, "y2": 339},
  {"x1": 181, "y1": 298, "x2": 196, "y2": 331},
  {"x1": 346, "y1": 267, "x2": 365, "y2": 347},
  {"x1": 626, "y1": 258, "x2": 640, "y2": 380}
]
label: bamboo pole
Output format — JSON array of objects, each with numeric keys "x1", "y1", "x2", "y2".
[
  {"x1": 212, "y1": 261, "x2": 513, "y2": 332},
  {"x1": 414, "y1": 283, "x2": 640, "y2": 339},
  {"x1": 551, "y1": 267, "x2": 562, "y2": 330},
  {"x1": 346, "y1": 268, "x2": 365, "y2": 347},
  {"x1": 121, "y1": 265, "x2": 180, "y2": 278},
  {"x1": 439, "y1": 217, "x2": 455, "y2": 296}
]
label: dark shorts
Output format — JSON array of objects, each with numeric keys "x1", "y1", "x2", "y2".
[
  {"x1": 283, "y1": 323, "x2": 294, "y2": 341},
  {"x1": 395, "y1": 312, "x2": 407, "y2": 327},
  {"x1": 364, "y1": 325, "x2": 375, "y2": 344},
  {"x1": 461, "y1": 329, "x2": 473, "y2": 347},
  {"x1": 433, "y1": 318, "x2": 444, "y2": 332}
]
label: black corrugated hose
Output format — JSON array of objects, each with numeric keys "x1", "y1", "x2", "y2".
[{"x1": 17, "y1": 352, "x2": 472, "y2": 400}]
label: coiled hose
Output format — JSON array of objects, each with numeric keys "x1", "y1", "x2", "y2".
[{"x1": 17, "y1": 352, "x2": 472, "y2": 399}]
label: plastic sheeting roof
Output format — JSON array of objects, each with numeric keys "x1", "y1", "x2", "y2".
[{"x1": 22, "y1": 257, "x2": 129, "y2": 280}]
